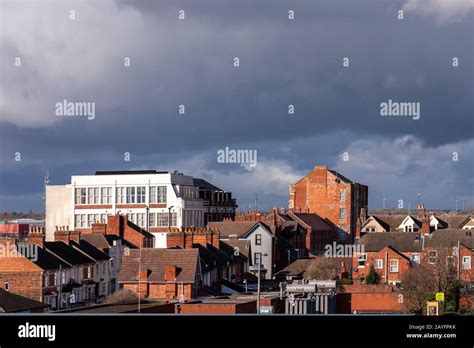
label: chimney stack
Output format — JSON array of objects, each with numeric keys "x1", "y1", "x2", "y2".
[{"x1": 27, "y1": 226, "x2": 45, "y2": 247}]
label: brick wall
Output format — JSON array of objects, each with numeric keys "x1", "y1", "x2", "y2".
[
  {"x1": 337, "y1": 284, "x2": 407, "y2": 313},
  {"x1": 0, "y1": 256, "x2": 43, "y2": 302},
  {"x1": 290, "y1": 166, "x2": 368, "y2": 240},
  {"x1": 352, "y1": 247, "x2": 411, "y2": 284},
  {"x1": 175, "y1": 300, "x2": 257, "y2": 314}
]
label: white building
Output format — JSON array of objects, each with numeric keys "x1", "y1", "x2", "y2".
[{"x1": 45, "y1": 170, "x2": 206, "y2": 244}]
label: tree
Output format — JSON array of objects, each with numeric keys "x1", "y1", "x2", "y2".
[
  {"x1": 304, "y1": 257, "x2": 351, "y2": 280},
  {"x1": 365, "y1": 265, "x2": 380, "y2": 285},
  {"x1": 401, "y1": 264, "x2": 436, "y2": 314}
]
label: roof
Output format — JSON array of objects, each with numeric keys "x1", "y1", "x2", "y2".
[
  {"x1": 193, "y1": 178, "x2": 222, "y2": 192},
  {"x1": 95, "y1": 170, "x2": 168, "y2": 175},
  {"x1": 193, "y1": 243, "x2": 230, "y2": 272},
  {"x1": 367, "y1": 215, "x2": 409, "y2": 232},
  {"x1": 208, "y1": 221, "x2": 259, "y2": 238},
  {"x1": 104, "y1": 234, "x2": 138, "y2": 249},
  {"x1": 275, "y1": 259, "x2": 314, "y2": 277},
  {"x1": 70, "y1": 240, "x2": 110, "y2": 261},
  {"x1": 119, "y1": 248, "x2": 200, "y2": 284},
  {"x1": 126, "y1": 220, "x2": 154, "y2": 238},
  {"x1": 44, "y1": 241, "x2": 95, "y2": 265},
  {"x1": 275, "y1": 257, "x2": 351, "y2": 278},
  {"x1": 290, "y1": 213, "x2": 334, "y2": 231},
  {"x1": 357, "y1": 232, "x2": 423, "y2": 252},
  {"x1": 220, "y1": 239, "x2": 250, "y2": 257},
  {"x1": 0, "y1": 289, "x2": 48, "y2": 313},
  {"x1": 432, "y1": 214, "x2": 471, "y2": 229},
  {"x1": 17, "y1": 244, "x2": 69, "y2": 270},
  {"x1": 328, "y1": 169, "x2": 353, "y2": 184},
  {"x1": 81, "y1": 233, "x2": 110, "y2": 251},
  {"x1": 425, "y1": 229, "x2": 473, "y2": 249},
  {"x1": 219, "y1": 240, "x2": 249, "y2": 261}
]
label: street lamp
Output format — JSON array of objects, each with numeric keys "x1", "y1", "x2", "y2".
[{"x1": 257, "y1": 252, "x2": 268, "y2": 314}]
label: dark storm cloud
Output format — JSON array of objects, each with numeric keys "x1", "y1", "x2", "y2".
[{"x1": 0, "y1": 0, "x2": 472, "y2": 211}]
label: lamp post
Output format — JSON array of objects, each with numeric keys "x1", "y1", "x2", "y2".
[{"x1": 257, "y1": 253, "x2": 268, "y2": 314}]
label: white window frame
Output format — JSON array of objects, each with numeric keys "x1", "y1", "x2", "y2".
[
  {"x1": 339, "y1": 208, "x2": 346, "y2": 220},
  {"x1": 340, "y1": 189, "x2": 346, "y2": 201},
  {"x1": 75, "y1": 188, "x2": 87, "y2": 205},
  {"x1": 389, "y1": 259, "x2": 399, "y2": 273},
  {"x1": 116, "y1": 187, "x2": 125, "y2": 204},
  {"x1": 374, "y1": 259, "x2": 383, "y2": 269},
  {"x1": 101, "y1": 187, "x2": 112, "y2": 204},
  {"x1": 462, "y1": 256, "x2": 471, "y2": 270},
  {"x1": 358, "y1": 253, "x2": 367, "y2": 268}
]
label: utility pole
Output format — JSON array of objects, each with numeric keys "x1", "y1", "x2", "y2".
[{"x1": 255, "y1": 193, "x2": 258, "y2": 212}]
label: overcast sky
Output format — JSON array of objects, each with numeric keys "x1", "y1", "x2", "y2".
[{"x1": 0, "y1": 0, "x2": 473, "y2": 212}]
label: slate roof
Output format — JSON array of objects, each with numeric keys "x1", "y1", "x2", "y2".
[
  {"x1": 357, "y1": 232, "x2": 423, "y2": 252},
  {"x1": 432, "y1": 214, "x2": 471, "y2": 229},
  {"x1": 119, "y1": 248, "x2": 199, "y2": 283},
  {"x1": 44, "y1": 241, "x2": 95, "y2": 265},
  {"x1": 425, "y1": 229, "x2": 474, "y2": 249},
  {"x1": 81, "y1": 233, "x2": 110, "y2": 251},
  {"x1": 17, "y1": 244, "x2": 69, "y2": 270},
  {"x1": 104, "y1": 234, "x2": 138, "y2": 249},
  {"x1": 209, "y1": 221, "x2": 274, "y2": 238},
  {"x1": 0, "y1": 289, "x2": 48, "y2": 313},
  {"x1": 367, "y1": 215, "x2": 410, "y2": 232},
  {"x1": 70, "y1": 240, "x2": 110, "y2": 261},
  {"x1": 290, "y1": 213, "x2": 334, "y2": 231},
  {"x1": 219, "y1": 240, "x2": 249, "y2": 262},
  {"x1": 220, "y1": 239, "x2": 250, "y2": 257},
  {"x1": 193, "y1": 178, "x2": 222, "y2": 192}
]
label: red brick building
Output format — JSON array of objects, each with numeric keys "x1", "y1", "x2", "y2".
[
  {"x1": 119, "y1": 248, "x2": 201, "y2": 300},
  {"x1": 289, "y1": 166, "x2": 368, "y2": 242},
  {"x1": 82, "y1": 214, "x2": 154, "y2": 248},
  {"x1": 0, "y1": 240, "x2": 43, "y2": 302}
]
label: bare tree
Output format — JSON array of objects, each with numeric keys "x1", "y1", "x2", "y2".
[
  {"x1": 103, "y1": 288, "x2": 138, "y2": 305},
  {"x1": 401, "y1": 264, "x2": 436, "y2": 314}
]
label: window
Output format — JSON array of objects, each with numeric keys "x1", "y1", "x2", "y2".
[
  {"x1": 340, "y1": 189, "x2": 346, "y2": 201},
  {"x1": 126, "y1": 187, "x2": 136, "y2": 203},
  {"x1": 255, "y1": 234, "x2": 262, "y2": 245},
  {"x1": 149, "y1": 213, "x2": 156, "y2": 227},
  {"x1": 137, "y1": 186, "x2": 146, "y2": 204},
  {"x1": 462, "y1": 256, "x2": 471, "y2": 270},
  {"x1": 254, "y1": 252, "x2": 262, "y2": 265},
  {"x1": 101, "y1": 187, "x2": 112, "y2": 204},
  {"x1": 74, "y1": 214, "x2": 87, "y2": 228},
  {"x1": 339, "y1": 208, "x2": 346, "y2": 220},
  {"x1": 375, "y1": 259, "x2": 383, "y2": 269},
  {"x1": 88, "y1": 188, "x2": 100, "y2": 204},
  {"x1": 3, "y1": 281, "x2": 9, "y2": 291},
  {"x1": 157, "y1": 186, "x2": 167, "y2": 203},
  {"x1": 149, "y1": 186, "x2": 156, "y2": 203},
  {"x1": 116, "y1": 187, "x2": 125, "y2": 204},
  {"x1": 156, "y1": 213, "x2": 169, "y2": 227},
  {"x1": 428, "y1": 250, "x2": 438, "y2": 264},
  {"x1": 446, "y1": 256, "x2": 455, "y2": 268},
  {"x1": 389, "y1": 259, "x2": 399, "y2": 273},
  {"x1": 170, "y1": 212, "x2": 177, "y2": 227},
  {"x1": 411, "y1": 253, "x2": 420, "y2": 264},
  {"x1": 137, "y1": 213, "x2": 146, "y2": 227},
  {"x1": 358, "y1": 253, "x2": 367, "y2": 267},
  {"x1": 75, "y1": 188, "x2": 87, "y2": 204}
]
